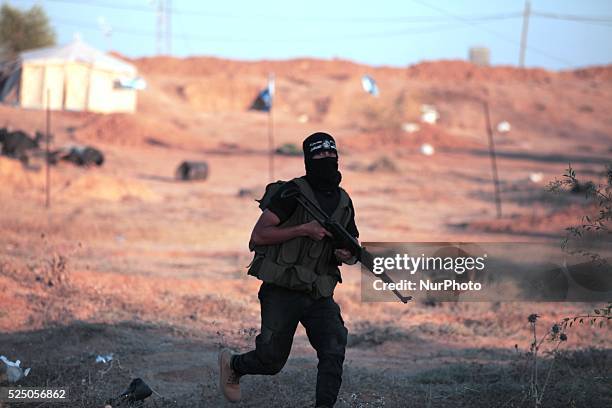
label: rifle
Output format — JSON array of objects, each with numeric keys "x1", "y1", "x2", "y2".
[{"x1": 281, "y1": 188, "x2": 412, "y2": 304}]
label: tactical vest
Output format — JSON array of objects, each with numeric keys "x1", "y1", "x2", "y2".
[{"x1": 247, "y1": 177, "x2": 353, "y2": 298}]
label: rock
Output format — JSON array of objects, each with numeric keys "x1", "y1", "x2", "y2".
[
  {"x1": 275, "y1": 143, "x2": 301, "y2": 156},
  {"x1": 175, "y1": 161, "x2": 209, "y2": 181},
  {"x1": 367, "y1": 156, "x2": 398, "y2": 173}
]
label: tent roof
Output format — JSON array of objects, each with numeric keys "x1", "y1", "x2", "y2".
[{"x1": 20, "y1": 39, "x2": 136, "y2": 75}]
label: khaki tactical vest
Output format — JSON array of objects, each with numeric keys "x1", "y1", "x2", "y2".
[{"x1": 248, "y1": 177, "x2": 353, "y2": 298}]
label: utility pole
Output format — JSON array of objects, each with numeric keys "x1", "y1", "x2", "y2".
[
  {"x1": 483, "y1": 101, "x2": 502, "y2": 219},
  {"x1": 45, "y1": 89, "x2": 51, "y2": 209},
  {"x1": 519, "y1": 0, "x2": 531, "y2": 67},
  {"x1": 166, "y1": 0, "x2": 172, "y2": 55}
]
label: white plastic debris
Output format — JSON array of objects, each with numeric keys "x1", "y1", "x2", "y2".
[
  {"x1": 95, "y1": 353, "x2": 114, "y2": 364},
  {"x1": 361, "y1": 75, "x2": 379, "y2": 96},
  {"x1": 420, "y1": 104, "x2": 439, "y2": 124},
  {"x1": 0, "y1": 355, "x2": 31, "y2": 383},
  {"x1": 497, "y1": 121, "x2": 511, "y2": 133},
  {"x1": 420, "y1": 143, "x2": 435, "y2": 156},
  {"x1": 297, "y1": 114, "x2": 309, "y2": 124},
  {"x1": 529, "y1": 172, "x2": 543, "y2": 183},
  {"x1": 401, "y1": 122, "x2": 420, "y2": 133}
]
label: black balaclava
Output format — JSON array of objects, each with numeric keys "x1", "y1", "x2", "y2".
[{"x1": 302, "y1": 132, "x2": 342, "y2": 191}]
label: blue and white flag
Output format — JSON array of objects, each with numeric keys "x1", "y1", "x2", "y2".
[
  {"x1": 250, "y1": 75, "x2": 275, "y2": 112},
  {"x1": 361, "y1": 75, "x2": 379, "y2": 97}
]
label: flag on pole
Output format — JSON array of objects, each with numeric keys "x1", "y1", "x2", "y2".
[
  {"x1": 250, "y1": 75, "x2": 275, "y2": 112},
  {"x1": 249, "y1": 74, "x2": 276, "y2": 180},
  {"x1": 361, "y1": 75, "x2": 379, "y2": 97}
]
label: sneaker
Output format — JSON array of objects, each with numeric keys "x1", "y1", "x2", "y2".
[{"x1": 218, "y1": 348, "x2": 241, "y2": 403}]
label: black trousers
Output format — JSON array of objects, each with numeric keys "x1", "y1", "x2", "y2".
[{"x1": 232, "y1": 282, "x2": 348, "y2": 407}]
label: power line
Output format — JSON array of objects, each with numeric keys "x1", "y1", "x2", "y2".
[
  {"x1": 16, "y1": 0, "x2": 612, "y2": 25},
  {"x1": 173, "y1": 2, "x2": 193, "y2": 55},
  {"x1": 50, "y1": 16, "x2": 507, "y2": 43},
  {"x1": 531, "y1": 15, "x2": 612, "y2": 29},
  {"x1": 532, "y1": 11, "x2": 612, "y2": 23},
  {"x1": 10, "y1": 0, "x2": 609, "y2": 64},
  {"x1": 409, "y1": 0, "x2": 573, "y2": 67},
  {"x1": 13, "y1": 0, "x2": 522, "y2": 23}
]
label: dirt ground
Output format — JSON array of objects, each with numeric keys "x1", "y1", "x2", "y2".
[{"x1": 0, "y1": 57, "x2": 611, "y2": 407}]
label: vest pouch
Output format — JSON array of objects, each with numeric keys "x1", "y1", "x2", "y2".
[
  {"x1": 308, "y1": 240, "x2": 335, "y2": 271},
  {"x1": 279, "y1": 237, "x2": 301, "y2": 264},
  {"x1": 258, "y1": 257, "x2": 318, "y2": 293},
  {"x1": 314, "y1": 273, "x2": 338, "y2": 298},
  {"x1": 246, "y1": 252, "x2": 265, "y2": 278},
  {"x1": 290, "y1": 265, "x2": 318, "y2": 292},
  {"x1": 308, "y1": 239, "x2": 324, "y2": 259}
]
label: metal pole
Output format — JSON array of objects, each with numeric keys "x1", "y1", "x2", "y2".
[
  {"x1": 45, "y1": 88, "x2": 51, "y2": 209},
  {"x1": 268, "y1": 73, "x2": 275, "y2": 182},
  {"x1": 268, "y1": 105, "x2": 274, "y2": 181},
  {"x1": 483, "y1": 100, "x2": 502, "y2": 218},
  {"x1": 519, "y1": 0, "x2": 531, "y2": 67}
]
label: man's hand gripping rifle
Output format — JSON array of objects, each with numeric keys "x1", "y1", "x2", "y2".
[{"x1": 281, "y1": 188, "x2": 412, "y2": 304}]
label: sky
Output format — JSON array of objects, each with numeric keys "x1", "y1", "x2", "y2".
[{"x1": 6, "y1": 0, "x2": 612, "y2": 70}]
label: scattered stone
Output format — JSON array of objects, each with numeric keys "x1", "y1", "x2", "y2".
[
  {"x1": 275, "y1": 143, "x2": 301, "y2": 156},
  {"x1": 238, "y1": 187, "x2": 257, "y2": 198},
  {"x1": 367, "y1": 156, "x2": 398, "y2": 172},
  {"x1": 175, "y1": 161, "x2": 209, "y2": 181}
]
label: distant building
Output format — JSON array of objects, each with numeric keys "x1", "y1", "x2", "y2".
[
  {"x1": 469, "y1": 47, "x2": 490, "y2": 66},
  {"x1": 0, "y1": 39, "x2": 144, "y2": 113}
]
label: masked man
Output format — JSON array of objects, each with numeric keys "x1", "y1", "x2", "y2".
[{"x1": 218, "y1": 132, "x2": 359, "y2": 407}]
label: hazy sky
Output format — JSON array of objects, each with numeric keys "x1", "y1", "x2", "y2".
[{"x1": 7, "y1": 0, "x2": 612, "y2": 70}]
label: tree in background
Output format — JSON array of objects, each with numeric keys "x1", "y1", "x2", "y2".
[{"x1": 0, "y1": 3, "x2": 56, "y2": 59}]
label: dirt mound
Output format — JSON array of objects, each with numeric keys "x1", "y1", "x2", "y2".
[
  {"x1": 130, "y1": 55, "x2": 611, "y2": 84},
  {"x1": 64, "y1": 173, "x2": 158, "y2": 202},
  {"x1": 173, "y1": 74, "x2": 265, "y2": 112},
  {"x1": 74, "y1": 113, "x2": 197, "y2": 148},
  {"x1": 561, "y1": 65, "x2": 612, "y2": 81},
  {"x1": 0, "y1": 156, "x2": 156, "y2": 203},
  {"x1": 345, "y1": 123, "x2": 482, "y2": 153},
  {"x1": 132, "y1": 56, "x2": 364, "y2": 78},
  {"x1": 405, "y1": 60, "x2": 556, "y2": 83}
]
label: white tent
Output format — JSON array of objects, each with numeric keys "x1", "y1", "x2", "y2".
[{"x1": 0, "y1": 39, "x2": 142, "y2": 113}]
